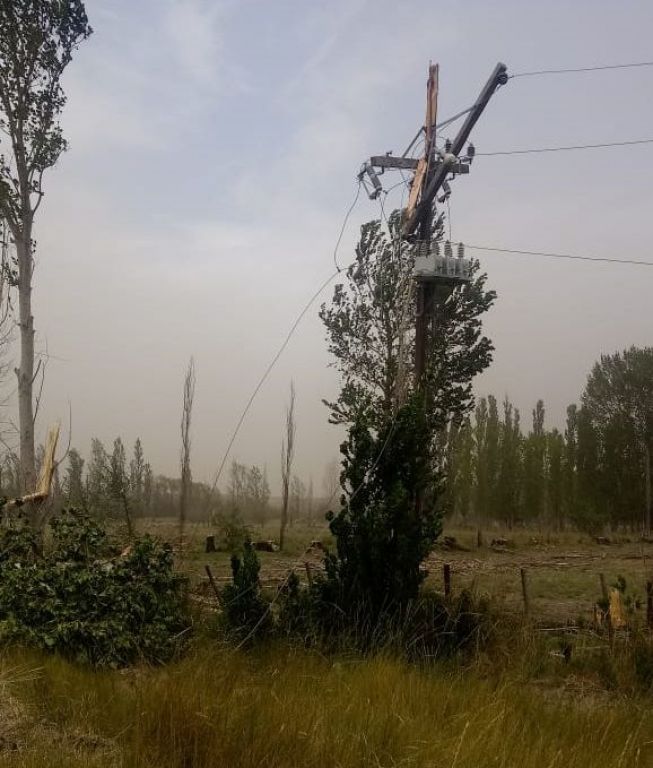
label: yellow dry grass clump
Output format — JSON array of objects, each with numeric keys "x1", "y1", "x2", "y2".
[{"x1": 0, "y1": 643, "x2": 651, "y2": 768}]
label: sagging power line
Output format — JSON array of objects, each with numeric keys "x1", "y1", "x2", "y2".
[
  {"x1": 477, "y1": 138, "x2": 653, "y2": 156},
  {"x1": 464, "y1": 244, "x2": 653, "y2": 267},
  {"x1": 510, "y1": 60, "x2": 653, "y2": 78}
]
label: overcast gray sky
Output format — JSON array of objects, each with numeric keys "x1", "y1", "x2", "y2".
[{"x1": 18, "y1": 0, "x2": 653, "y2": 491}]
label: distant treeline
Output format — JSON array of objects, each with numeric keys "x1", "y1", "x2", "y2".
[
  {"x1": 0, "y1": 437, "x2": 318, "y2": 526},
  {"x1": 445, "y1": 392, "x2": 649, "y2": 534}
]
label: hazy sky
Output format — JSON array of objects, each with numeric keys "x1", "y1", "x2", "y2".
[{"x1": 17, "y1": 0, "x2": 653, "y2": 492}]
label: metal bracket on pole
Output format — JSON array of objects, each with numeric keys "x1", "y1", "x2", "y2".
[{"x1": 402, "y1": 62, "x2": 508, "y2": 237}]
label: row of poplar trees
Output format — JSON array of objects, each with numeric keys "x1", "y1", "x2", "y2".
[{"x1": 445, "y1": 348, "x2": 653, "y2": 533}]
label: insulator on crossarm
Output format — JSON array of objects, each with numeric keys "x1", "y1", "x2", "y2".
[
  {"x1": 457, "y1": 242, "x2": 465, "y2": 259},
  {"x1": 444, "y1": 240, "x2": 453, "y2": 259}
]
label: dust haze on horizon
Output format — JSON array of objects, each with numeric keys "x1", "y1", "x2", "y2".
[{"x1": 14, "y1": 0, "x2": 653, "y2": 493}]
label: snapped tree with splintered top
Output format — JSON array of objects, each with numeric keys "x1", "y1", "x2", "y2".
[{"x1": 0, "y1": 1, "x2": 92, "y2": 505}]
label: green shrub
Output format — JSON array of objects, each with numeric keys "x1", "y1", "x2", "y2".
[
  {"x1": 220, "y1": 543, "x2": 272, "y2": 643},
  {"x1": 214, "y1": 509, "x2": 251, "y2": 553},
  {"x1": 323, "y1": 397, "x2": 442, "y2": 624},
  {"x1": 0, "y1": 509, "x2": 189, "y2": 667}
]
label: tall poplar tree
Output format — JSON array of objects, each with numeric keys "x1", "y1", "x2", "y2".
[{"x1": 0, "y1": 1, "x2": 92, "y2": 498}]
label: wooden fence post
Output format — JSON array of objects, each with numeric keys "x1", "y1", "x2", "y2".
[
  {"x1": 646, "y1": 581, "x2": 653, "y2": 630},
  {"x1": 599, "y1": 573, "x2": 614, "y2": 642},
  {"x1": 205, "y1": 535, "x2": 216, "y2": 553},
  {"x1": 443, "y1": 563, "x2": 452, "y2": 598},
  {"x1": 599, "y1": 573, "x2": 609, "y2": 603},
  {"x1": 520, "y1": 568, "x2": 530, "y2": 616},
  {"x1": 205, "y1": 564, "x2": 221, "y2": 607}
]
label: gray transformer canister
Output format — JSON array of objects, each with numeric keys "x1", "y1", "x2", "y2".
[{"x1": 413, "y1": 242, "x2": 471, "y2": 283}]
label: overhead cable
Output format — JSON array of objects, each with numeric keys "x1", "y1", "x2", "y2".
[
  {"x1": 477, "y1": 138, "x2": 653, "y2": 156},
  {"x1": 333, "y1": 179, "x2": 362, "y2": 271},
  {"x1": 510, "y1": 61, "x2": 653, "y2": 78},
  {"x1": 464, "y1": 244, "x2": 653, "y2": 267},
  {"x1": 206, "y1": 180, "x2": 365, "y2": 499}
]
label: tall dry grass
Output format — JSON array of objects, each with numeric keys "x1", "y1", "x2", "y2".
[{"x1": 0, "y1": 641, "x2": 651, "y2": 767}]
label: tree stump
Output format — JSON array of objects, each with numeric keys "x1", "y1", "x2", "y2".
[{"x1": 443, "y1": 563, "x2": 452, "y2": 598}]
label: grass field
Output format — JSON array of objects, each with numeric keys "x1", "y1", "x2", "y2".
[
  {"x1": 1, "y1": 642, "x2": 652, "y2": 767},
  {"x1": 143, "y1": 517, "x2": 653, "y2": 627},
  {"x1": 2, "y1": 518, "x2": 653, "y2": 766}
]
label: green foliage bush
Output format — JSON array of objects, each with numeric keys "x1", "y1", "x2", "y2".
[
  {"x1": 0, "y1": 510, "x2": 189, "y2": 667},
  {"x1": 322, "y1": 397, "x2": 442, "y2": 622},
  {"x1": 220, "y1": 543, "x2": 272, "y2": 642},
  {"x1": 213, "y1": 509, "x2": 251, "y2": 553}
]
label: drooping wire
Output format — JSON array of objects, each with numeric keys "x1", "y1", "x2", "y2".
[
  {"x1": 333, "y1": 179, "x2": 362, "y2": 271},
  {"x1": 464, "y1": 243, "x2": 653, "y2": 267},
  {"x1": 204, "y1": 179, "x2": 365, "y2": 503},
  {"x1": 510, "y1": 61, "x2": 653, "y2": 78},
  {"x1": 206, "y1": 266, "x2": 344, "y2": 501},
  {"x1": 477, "y1": 138, "x2": 653, "y2": 156}
]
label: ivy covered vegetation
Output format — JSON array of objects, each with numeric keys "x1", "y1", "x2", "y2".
[{"x1": 0, "y1": 510, "x2": 189, "y2": 667}]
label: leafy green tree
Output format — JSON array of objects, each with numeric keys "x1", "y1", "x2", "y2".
[
  {"x1": 574, "y1": 406, "x2": 605, "y2": 531},
  {"x1": 473, "y1": 397, "x2": 489, "y2": 528},
  {"x1": 319, "y1": 214, "x2": 495, "y2": 616},
  {"x1": 582, "y1": 347, "x2": 653, "y2": 532},
  {"x1": 546, "y1": 429, "x2": 565, "y2": 531},
  {"x1": 0, "y1": 453, "x2": 20, "y2": 499},
  {"x1": 129, "y1": 438, "x2": 145, "y2": 511},
  {"x1": 320, "y1": 213, "x2": 496, "y2": 432},
  {"x1": 63, "y1": 448, "x2": 85, "y2": 509},
  {"x1": 109, "y1": 437, "x2": 133, "y2": 537},
  {"x1": 246, "y1": 465, "x2": 270, "y2": 526},
  {"x1": 450, "y1": 418, "x2": 474, "y2": 521},
  {"x1": 86, "y1": 438, "x2": 108, "y2": 514},
  {"x1": 324, "y1": 395, "x2": 440, "y2": 619},
  {"x1": 109, "y1": 437, "x2": 127, "y2": 504},
  {"x1": 523, "y1": 400, "x2": 547, "y2": 524},
  {"x1": 143, "y1": 462, "x2": 153, "y2": 514},
  {"x1": 290, "y1": 475, "x2": 306, "y2": 527},
  {"x1": 485, "y1": 395, "x2": 501, "y2": 520},
  {"x1": 497, "y1": 397, "x2": 523, "y2": 528},
  {"x1": 0, "y1": 1, "x2": 92, "y2": 497},
  {"x1": 563, "y1": 405, "x2": 578, "y2": 522}
]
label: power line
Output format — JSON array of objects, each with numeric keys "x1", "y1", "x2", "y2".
[
  {"x1": 510, "y1": 61, "x2": 653, "y2": 78},
  {"x1": 333, "y1": 179, "x2": 362, "y2": 271},
  {"x1": 464, "y1": 244, "x2": 653, "y2": 267},
  {"x1": 206, "y1": 265, "x2": 343, "y2": 500},
  {"x1": 477, "y1": 137, "x2": 653, "y2": 157},
  {"x1": 206, "y1": 180, "x2": 366, "y2": 500}
]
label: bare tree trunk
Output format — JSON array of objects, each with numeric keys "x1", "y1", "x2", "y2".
[
  {"x1": 15, "y1": 231, "x2": 36, "y2": 497},
  {"x1": 279, "y1": 381, "x2": 296, "y2": 551},
  {"x1": 120, "y1": 488, "x2": 134, "y2": 541},
  {"x1": 179, "y1": 357, "x2": 195, "y2": 548},
  {"x1": 307, "y1": 477, "x2": 314, "y2": 527},
  {"x1": 645, "y1": 441, "x2": 651, "y2": 536}
]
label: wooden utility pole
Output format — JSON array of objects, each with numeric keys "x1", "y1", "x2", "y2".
[
  {"x1": 408, "y1": 62, "x2": 508, "y2": 395},
  {"x1": 358, "y1": 60, "x2": 508, "y2": 516},
  {"x1": 414, "y1": 64, "x2": 439, "y2": 391}
]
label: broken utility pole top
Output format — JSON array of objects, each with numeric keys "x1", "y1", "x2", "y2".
[{"x1": 358, "y1": 61, "x2": 509, "y2": 241}]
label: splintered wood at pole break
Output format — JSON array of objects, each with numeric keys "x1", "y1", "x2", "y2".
[{"x1": 357, "y1": 60, "x2": 508, "y2": 285}]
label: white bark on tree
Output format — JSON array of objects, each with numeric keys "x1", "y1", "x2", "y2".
[
  {"x1": 179, "y1": 357, "x2": 195, "y2": 546},
  {"x1": 279, "y1": 381, "x2": 296, "y2": 551},
  {"x1": 15, "y1": 230, "x2": 36, "y2": 494}
]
